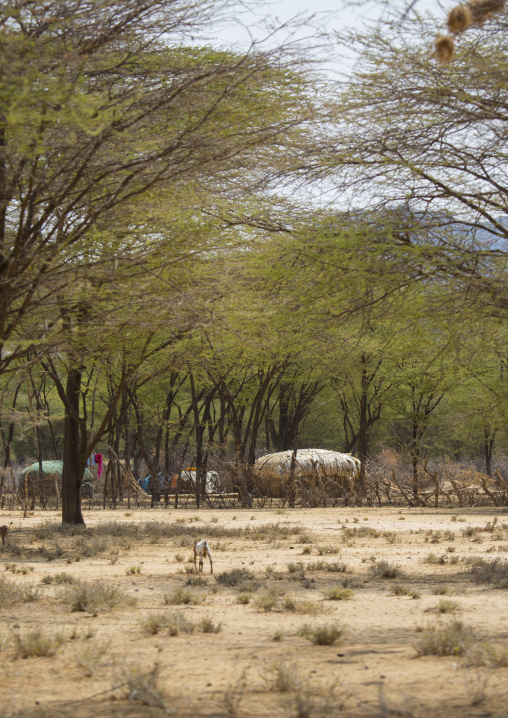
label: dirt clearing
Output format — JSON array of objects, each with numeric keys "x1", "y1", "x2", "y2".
[{"x1": 0, "y1": 506, "x2": 507, "y2": 717}]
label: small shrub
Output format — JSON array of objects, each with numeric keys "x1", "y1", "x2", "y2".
[
  {"x1": 342, "y1": 526, "x2": 380, "y2": 539},
  {"x1": 432, "y1": 585, "x2": 450, "y2": 595},
  {"x1": 73, "y1": 535, "x2": 111, "y2": 557},
  {"x1": 467, "y1": 642, "x2": 508, "y2": 668},
  {"x1": 12, "y1": 629, "x2": 66, "y2": 659},
  {"x1": 185, "y1": 574, "x2": 208, "y2": 586},
  {"x1": 141, "y1": 613, "x2": 171, "y2": 635},
  {"x1": 415, "y1": 621, "x2": 475, "y2": 656},
  {"x1": 468, "y1": 558, "x2": 508, "y2": 588},
  {"x1": 437, "y1": 599, "x2": 459, "y2": 613},
  {"x1": 140, "y1": 611, "x2": 195, "y2": 636},
  {"x1": 237, "y1": 594, "x2": 250, "y2": 604},
  {"x1": 126, "y1": 565, "x2": 141, "y2": 575},
  {"x1": 175, "y1": 554, "x2": 184, "y2": 562},
  {"x1": 462, "y1": 526, "x2": 479, "y2": 538},
  {"x1": 317, "y1": 545, "x2": 341, "y2": 556},
  {"x1": 75, "y1": 641, "x2": 107, "y2": 676},
  {"x1": 369, "y1": 561, "x2": 402, "y2": 579},
  {"x1": 299, "y1": 623, "x2": 345, "y2": 646},
  {"x1": 215, "y1": 568, "x2": 255, "y2": 587},
  {"x1": 383, "y1": 532, "x2": 399, "y2": 544},
  {"x1": 323, "y1": 588, "x2": 354, "y2": 601},
  {"x1": 281, "y1": 597, "x2": 322, "y2": 614},
  {"x1": 22, "y1": 585, "x2": 40, "y2": 602},
  {"x1": 164, "y1": 588, "x2": 204, "y2": 605},
  {"x1": 255, "y1": 590, "x2": 279, "y2": 612},
  {"x1": 63, "y1": 580, "x2": 132, "y2": 612},
  {"x1": 41, "y1": 572, "x2": 75, "y2": 585},
  {"x1": 265, "y1": 659, "x2": 299, "y2": 692},
  {"x1": 306, "y1": 560, "x2": 347, "y2": 573},
  {"x1": 423, "y1": 553, "x2": 448, "y2": 565},
  {"x1": 199, "y1": 617, "x2": 222, "y2": 633},
  {"x1": 390, "y1": 583, "x2": 409, "y2": 596}
]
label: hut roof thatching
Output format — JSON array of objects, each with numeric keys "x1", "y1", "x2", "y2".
[{"x1": 254, "y1": 449, "x2": 360, "y2": 480}]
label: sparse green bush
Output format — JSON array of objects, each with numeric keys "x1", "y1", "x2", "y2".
[
  {"x1": 140, "y1": 611, "x2": 195, "y2": 636},
  {"x1": 41, "y1": 572, "x2": 75, "y2": 585},
  {"x1": 281, "y1": 597, "x2": 322, "y2": 614},
  {"x1": 12, "y1": 629, "x2": 66, "y2": 659},
  {"x1": 126, "y1": 565, "x2": 141, "y2": 575},
  {"x1": 323, "y1": 588, "x2": 354, "y2": 601},
  {"x1": 437, "y1": 599, "x2": 459, "y2": 613},
  {"x1": 383, "y1": 532, "x2": 399, "y2": 544},
  {"x1": 199, "y1": 617, "x2": 222, "y2": 633},
  {"x1": 299, "y1": 623, "x2": 345, "y2": 646},
  {"x1": 255, "y1": 590, "x2": 280, "y2": 612},
  {"x1": 415, "y1": 621, "x2": 475, "y2": 656}
]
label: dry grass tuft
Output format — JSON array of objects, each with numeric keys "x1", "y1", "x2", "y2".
[
  {"x1": 415, "y1": 621, "x2": 475, "y2": 656},
  {"x1": 299, "y1": 623, "x2": 346, "y2": 646},
  {"x1": 140, "y1": 611, "x2": 195, "y2": 636},
  {"x1": 369, "y1": 560, "x2": 402, "y2": 580},
  {"x1": 468, "y1": 557, "x2": 508, "y2": 588},
  {"x1": 11, "y1": 629, "x2": 67, "y2": 659},
  {"x1": 215, "y1": 568, "x2": 255, "y2": 587},
  {"x1": 62, "y1": 580, "x2": 133, "y2": 612},
  {"x1": 264, "y1": 659, "x2": 300, "y2": 692}
]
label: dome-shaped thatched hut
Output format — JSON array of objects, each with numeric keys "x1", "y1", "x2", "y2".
[{"x1": 254, "y1": 449, "x2": 360, "y2": 505}]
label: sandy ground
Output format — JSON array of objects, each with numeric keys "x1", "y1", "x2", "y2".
[{"x1": 0, "y1": 505, "x2": 507, "y2": 718}]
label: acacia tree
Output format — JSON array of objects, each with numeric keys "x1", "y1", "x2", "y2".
[
  {"x1": 0, "y1": 1, "x2": 328, "y2": 523},
  {"x1": 326, "y1": 14, "x2": 508, "y2": 314}
]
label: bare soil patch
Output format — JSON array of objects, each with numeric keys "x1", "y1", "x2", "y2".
[{"x1": 1, "y1": 506, "x2": 508, "y2": 717}]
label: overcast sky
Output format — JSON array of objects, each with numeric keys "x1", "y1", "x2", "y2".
[{"x1": 210, "y1": 0, "x2": 447, "y2": 69}]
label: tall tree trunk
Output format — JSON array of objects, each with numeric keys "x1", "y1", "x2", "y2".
[
  {"x1": 61, "y1": 367, "x2": 85, "y2": 525},
  {"x1": 357, "y1": 354, "x2": 369, "y2": 494},
  {"x1": 484, "y1": 427, "x2": 496, "y2": 477}
]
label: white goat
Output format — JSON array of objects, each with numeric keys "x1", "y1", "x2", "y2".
[{"x1": 193, "y1": 539, "x2": 213, "y2": 574}]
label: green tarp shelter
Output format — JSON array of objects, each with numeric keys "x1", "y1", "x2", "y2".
[{"x1": 20, "y1": 461, "x2": 93, "y2": 479}]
